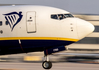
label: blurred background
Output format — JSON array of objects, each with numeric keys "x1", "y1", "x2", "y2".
[{"x1": 0, "y1": 0, "x2": 99, "y2": 70}]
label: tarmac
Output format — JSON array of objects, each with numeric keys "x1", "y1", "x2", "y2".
[{"x1": 0, "y1": 62, "x2": 99, "y2": 70}]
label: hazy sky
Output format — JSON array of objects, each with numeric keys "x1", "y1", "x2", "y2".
[{"x1": 0, "y1": 0, "x2": 99, "y2": 14}]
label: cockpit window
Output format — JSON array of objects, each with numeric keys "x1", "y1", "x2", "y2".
[
  {"x1": 51, "y1": 14, "x2": 74, "y2": 20},
  {"x1": 51, "y1": 15, "x2": 58, "y2": 19},
  {"x1": 64, "y1": 14, "x2": 74, "y2": 18},
  {"x1": 58, "y1": 14, "x2": 65, "y2": 20}
]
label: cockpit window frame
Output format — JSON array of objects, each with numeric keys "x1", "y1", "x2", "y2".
[
  {"x1": 64, "y1": 14, "x2": 74, "y2": 18},
  {"x1": 51, "y1": 13, "x2": 74, "y2": 20},
  {"x1": 51, "y1": 14, "x2": 58, "y2": 20}
]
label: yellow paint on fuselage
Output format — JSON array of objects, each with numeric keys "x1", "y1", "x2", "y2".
[{"x1": 0, "y1": 37, "x2": 79, "y2": 42}]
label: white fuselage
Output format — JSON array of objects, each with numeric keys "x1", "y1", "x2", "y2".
[{"x1": 0, "y1": 5, "x2": 94, "y2": 55}]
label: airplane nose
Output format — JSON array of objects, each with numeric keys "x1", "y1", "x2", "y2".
[{"x1": 77, "y1": 18, "x2": 95, "y2": 39}]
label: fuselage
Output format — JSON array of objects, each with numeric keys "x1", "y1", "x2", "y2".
[{"x1": 0, "y1": 5, "x2": 94, "y2": 55}]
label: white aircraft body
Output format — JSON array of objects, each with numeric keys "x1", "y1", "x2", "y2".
[{"x1": 0, "y1": 5, "x2": 94, "y2": 69}]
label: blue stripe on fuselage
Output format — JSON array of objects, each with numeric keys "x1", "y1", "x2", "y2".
[{"x1": 0, "y1": 40, "x2": 75, "y2": 55}]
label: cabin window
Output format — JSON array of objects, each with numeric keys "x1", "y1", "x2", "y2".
[
  {"x1": 5, "y1": 21, "x2": 9, "y2": 25},
  {"x1": 0, "y1": 21, "x2": 2, "y2": 26},
  {"x1": 51, "y1": 15, "x2": 58, "y2": 19}
]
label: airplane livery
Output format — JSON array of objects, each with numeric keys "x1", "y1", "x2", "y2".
[
  {"x1": 3, "y1": 11, "x2": 23, "y2": 31},
  {"x1": 0, "y1": 5, "x2": 94, "y2": 69}
]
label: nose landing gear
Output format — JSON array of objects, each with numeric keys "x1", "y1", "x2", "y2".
[
  {"x1": 42, "y1": 50, "x2": 52, "y2": 69},
  {"x1": 42, "y1": 61, "x2": 52, "y2": 69}
]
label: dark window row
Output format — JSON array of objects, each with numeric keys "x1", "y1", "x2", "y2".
[
  {"x1": 76, "y1": 37, "x2": 99, "y2": 44},
  {"x1": 0, "y1": 21, "x2": 9, "y2": 26},
  {"x1": 51, "y1": 14, "x2": 74, "y2": 20}
]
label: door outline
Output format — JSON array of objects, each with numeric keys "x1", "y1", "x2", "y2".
[{"x1": 26, "y1": 11, "x2": 36, "y2": 33}]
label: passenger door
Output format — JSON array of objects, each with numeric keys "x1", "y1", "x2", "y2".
[{"x1": 26, "y1": 11, "x2": 36, "y2": 33}]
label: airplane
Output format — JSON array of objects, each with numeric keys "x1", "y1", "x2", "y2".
[{"x1": 0, "y1": 5, "x2": 94, "y2": 69}]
